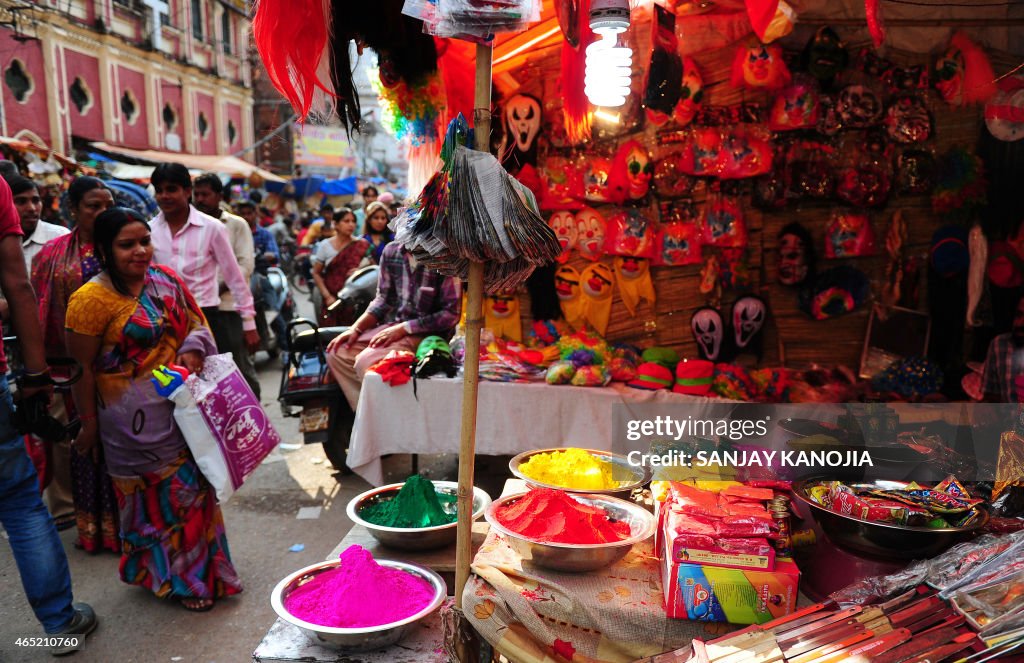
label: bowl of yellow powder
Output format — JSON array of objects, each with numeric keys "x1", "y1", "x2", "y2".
[
  {"x1": 347, "y1": 477, "x2": 492, "y2": 551},
  {"x1": 510, "y1": 448, "x2": 652, "y2": 496}
]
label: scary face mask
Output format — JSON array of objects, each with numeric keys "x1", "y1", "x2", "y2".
[
  {"x1": 618, "y1": 140, "x2": 653, "y2": 200},
  {"x1": 691, "y1": 307, "x2": 724, "y2": 361},
  {"x1": 804, "y1": 27, "x2": 847, "y2": 83},
  {"x1": 583, "y1": 156, "x2": 618, "y2": 203},
  {"x1": 505, "y1": 94, "x2": 542, "y2": 154},
  {"x1": 416, "y1": 336, "x2": 451, "y2": 361},
  {"x1": 549, "y1": 211, "x2": 577, "y2": 263},
  {"x1": 575, "y1": 207, "x2": 607, "y2": 261},
  {"x1": 673, "y1": 57, "x2": 704, "y2": 126},
  {"x1": 778, "y1": 226, "x2": 811, "y2": 286},
  {"x1": 934, "y1": 45, "x2": 965, "y2": 105},
  {"x1": 731, "y1": 42, "x2": 790, "y2": 90},
  {"x1": 837, "y1": 85, "x2": 883, "y2": 128},
  {"x1": 732, "y1": 295, "x2": 767, "y2": 349}
]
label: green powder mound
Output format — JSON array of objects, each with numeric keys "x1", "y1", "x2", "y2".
[{"x1": 360, "y1": 475, "x2": 458, "y2": 528}]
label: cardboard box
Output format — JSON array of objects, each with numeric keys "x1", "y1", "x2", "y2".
[{"x1": 662, "y1": 538, "x2": 800, "y2": 623}]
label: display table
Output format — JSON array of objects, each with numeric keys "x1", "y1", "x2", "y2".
[{"x1": 349, "y1": 373, "x2": 726, "y2": 485}]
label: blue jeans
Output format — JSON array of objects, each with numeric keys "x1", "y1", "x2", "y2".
[{"x1": 0, "y1": 376, "x2": 75, "y2": 633}]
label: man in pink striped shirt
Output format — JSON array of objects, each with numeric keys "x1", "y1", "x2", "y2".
[{"x1": 149, "y1": 163, "x2": 261, "y2": 371}]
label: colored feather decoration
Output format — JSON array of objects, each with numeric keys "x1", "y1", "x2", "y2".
[{"x1": 252, "y1": 0, "x2": 331, "y2": 121}]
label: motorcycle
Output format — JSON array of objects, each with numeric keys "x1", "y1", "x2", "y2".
[
  {"x1": 278, "y1": 265, "x2": 379, "y2": 470},
  {"x1": 254, "y1": 261, "x2": 295, "y2": 358}
]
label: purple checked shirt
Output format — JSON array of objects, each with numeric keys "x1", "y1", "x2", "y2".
[{"x1": 367, "y1": 242, "x2": 461, "y2": 336}]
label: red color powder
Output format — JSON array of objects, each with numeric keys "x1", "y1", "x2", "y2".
[
  {"x1": 494, "y1": 488, "x2": 631, "y2": 544},
  {"x1": 283, "y1": 545, "x2": 437, "y2": 628}
]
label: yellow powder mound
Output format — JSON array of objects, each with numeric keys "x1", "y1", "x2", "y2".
[{"x1": 518, "y1": 448, "x2": 618, "y2": 490}]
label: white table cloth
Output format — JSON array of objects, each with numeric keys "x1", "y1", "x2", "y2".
[{"x1": 348, "y1": 373, "x2": 728, "y2": 485}]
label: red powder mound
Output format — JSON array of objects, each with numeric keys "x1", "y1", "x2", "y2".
[{"x1": 494, "y1": 488, "x2": 631, "y2": 544}]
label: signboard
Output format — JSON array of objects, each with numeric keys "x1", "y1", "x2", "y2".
[{"x1": 293, "y1": 124, "x2": 356, "y2": 169}]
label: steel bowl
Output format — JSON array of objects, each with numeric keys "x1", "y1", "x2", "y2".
[
  {"x1": 509, "y1": 448, "x2": 653, "y2": 497},
  {"x1": 346, "y1": 481, "x2": 491, "y2": 551},
  {"x1": 792, "y1": 478, "x2": 989, "y2": 560},
  {"x1": 270, "y1": 558, "x2": 446, "y2": 651},
  {"x1": 484, "y1": 492, "x2": 656, "y2": 572}
]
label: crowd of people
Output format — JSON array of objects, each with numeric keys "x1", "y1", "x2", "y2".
[{"x1": 0, "y1": 167, "x2": 457, "y2": 655}]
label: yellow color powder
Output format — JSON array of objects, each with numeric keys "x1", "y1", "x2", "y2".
[{"x1": 518, "y1": 448, "x2": 618, "y2": 490}]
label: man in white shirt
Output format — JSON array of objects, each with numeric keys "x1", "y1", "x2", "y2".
[
  {"x1": 191, "y1": 173, "x2": 261, "y2": 396},
  {"x1": 5, "y1": 175, "x2": 69, "y2": 272},
  {"x1": 148, "y1": 163, "x2": 260, "y2": 391}
]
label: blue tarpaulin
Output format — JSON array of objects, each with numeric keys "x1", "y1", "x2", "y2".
[{"x1": 321, "y1": 177, "x2": 357, "y2": 196}]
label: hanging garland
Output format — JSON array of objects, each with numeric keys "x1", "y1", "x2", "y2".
[{"x1": 371, "y1": 68, "x2": 448, "y2": 147}]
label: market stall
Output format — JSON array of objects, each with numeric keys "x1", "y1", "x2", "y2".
[{"x1": 250, "y1": 0, "x2": 1024, "y2": 661}]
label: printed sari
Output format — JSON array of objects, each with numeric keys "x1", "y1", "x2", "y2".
[
  {"x1": 320, "y1": 238, "x2": 370, "y2": 326},
  {"x1": 65, "y1": 266, "x2": 243, "y2": 601},
  {"x1": 30, "y1": 228, "x2": 119, "y2": 553}
]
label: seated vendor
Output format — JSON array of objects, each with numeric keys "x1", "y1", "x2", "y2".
[
  {"x1": 326, "y1": 241, "x2": 461, "y2": 409},
  {"x1": 982, "y1": 294, "x2": 1024, "y2": 402}
]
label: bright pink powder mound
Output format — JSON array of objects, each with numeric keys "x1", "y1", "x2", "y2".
[{"x1": 283, "y1": 545, "x2": 437, "y2": 628}]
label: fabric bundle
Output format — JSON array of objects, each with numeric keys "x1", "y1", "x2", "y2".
[{"x1": 393, "y1": 116, "x2": 563, "y2": 292}]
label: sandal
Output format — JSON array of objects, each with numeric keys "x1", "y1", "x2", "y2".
[{"x1": 180, "y1": 598, "x2": 214, "y2": 612}]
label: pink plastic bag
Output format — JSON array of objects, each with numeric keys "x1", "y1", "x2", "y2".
[{"x1": 185, "y1": 354, "x2": 281, "y2": 499}]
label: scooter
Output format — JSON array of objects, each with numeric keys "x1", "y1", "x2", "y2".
[
  {"x1": 278, "y1": 265, "x2": 379, "y2": 471},
  {"x1": 254, "y1": 264, "x2": 294, "y2": 358}
]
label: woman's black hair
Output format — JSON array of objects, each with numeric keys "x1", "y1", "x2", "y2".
[
  {"x1": 5, "y1": 175, "x2": 37, "y2": 196},
  {"x1": 334, "y1": 207, "x2": 355, "y2": 222},
  {"x1": 94, "y1": 207, "x2": 150, "y2": 296},
  {"x1": 361, "y1": 185, "x2": 379, "y2": 197},
  {"x1": 150, "y1": 163, "x2": 192, "y2": 189},
  {"x1": 67, "y1": 176, "x2": 108, "y2": 209}
]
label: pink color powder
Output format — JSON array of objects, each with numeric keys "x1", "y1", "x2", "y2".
[{"x1": 284, "y1": 545, "x2": 437, "y2": 628}]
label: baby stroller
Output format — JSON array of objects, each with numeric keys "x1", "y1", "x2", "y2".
[{"x1": 278, "y1": 266, "x2": 378, "y2": 471}]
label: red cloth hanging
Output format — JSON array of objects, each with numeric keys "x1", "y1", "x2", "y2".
[
  {"x1": 865, "y1": 0, "x2": 886, "y2": 49},
  {"x1": 745, "y1": 0, "x2": 779, "y2": 42}
]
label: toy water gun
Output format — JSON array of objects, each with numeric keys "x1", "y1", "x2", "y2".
[{"x1": 151, "y1": 364, "x2": 190, "y2": 398}]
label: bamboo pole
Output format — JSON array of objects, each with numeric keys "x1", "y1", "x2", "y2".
[{"x1": 454, "y1": 39, "x2": 492, "y2": 621}]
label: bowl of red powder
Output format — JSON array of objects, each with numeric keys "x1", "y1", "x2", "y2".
[
  {"x1": 347, "y1": 478, "x2": 492, "y2": 550},
  {"x1": 484, "y1": 488, "x2": 657, "y2": 572},
  {"x1": 271, "y1": 545, "x2": 446, "y2": 650}
]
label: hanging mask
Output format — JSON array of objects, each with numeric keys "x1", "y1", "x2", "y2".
[
  {"x1": 504, "y1": 94, "x2": 542, "y2": 155},
  {"x1": 654, "y1": 151, "x2": 697, "y2": 199},
  {"x1": 616, "y1": 140, "x2": 653, "y2": 200},
  {"x1": 583, "y1": 157, "x2": 616, "y2": 203},
  {"x1": 555, "y1": 265, "x2": 585, "y2": 330},
  {"x1": 732, "y1": 295, "x2": 767, "y2": 349},
  {"x1": 485, "y1": 290, "x2": 522, "y2": 342},
  {"x1": 730, "y1": 41, "x2": 791, "y2": 90},
  {"x1": 777, "y1": 223, "x2": 814, "y2": 287},
  {"x1": 817, "y1": 94, "x2": 843, "y2": 136},
  {"x1": 896, "y1": 149, "x2": 937, "y2": 195},
  {"x1": 826, "y1": 212, "x2": 876, "y2": 258},
  {"x1": 605, "y1": 209, "x2": 656, "y2": 258},
  {"x1": 718, "y1": 127, "x2": 773, "y2": 179},
  {"x1": 689, "y1": 127, "x2": 724, "y2": 177},
  {"x1": 769, "y1": 79, "x2": 821, "y2": 131},
  {"x1": 701, "y1": 196, "x2": 748, "y2": 248},
  {"x1": 884, "y1": 94, "x2": 932, "y2": 144},
  {"x1": 575, "y1": 207, "x2": 607, "y2": 261},
  {"x1": 691, "y1": 307, "x2": 725, "y2": 361},
  {"x1": 886, "y1": 66, "x2": 929, "y2": 93},
  {"x1": 934, "y1": 42, "x2": 965, "y2": 105},
  {"x1": 541, "y1": 156, "x2": 584, "y2": 210},
  {"x1": 549, "y1": 211, "x2": 577, "y2": 263},
  {"x1": 613, "y1": 256, "x2": 655, "y2": 316},
  {"x1": 656, "y1": 222, "x2": 702, "y2": 266},
  {"x1": 803, "y1": 27, "x2": 847, "y2": 84},
  {"x1": 837, "y1": 85, "x2": 883, "y2": 128},
  {"x1": 836, "y1": 163, "x2": 891, "y2": 208},
  {"x1": 579, "y1": 262, "x2": 615, "y2": 335},
  {"x1": 673, "y1": 57, "x2": 704, "y2": 127}
]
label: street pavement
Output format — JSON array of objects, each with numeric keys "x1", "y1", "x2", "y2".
[{"x1": 0, "y1": 296, "x2": 479, "y2": 662}]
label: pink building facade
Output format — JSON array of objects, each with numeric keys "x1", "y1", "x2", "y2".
[{"x1": 0, "y1": 0, "x2": 253, "y2": 156}]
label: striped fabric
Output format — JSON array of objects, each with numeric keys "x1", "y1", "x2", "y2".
[
  {"x1": 150, "y1": 205, "x2": 257, "y2": 331},
  {"x1": 112, "y1": 454, "x2": 242, "y2": 601}
]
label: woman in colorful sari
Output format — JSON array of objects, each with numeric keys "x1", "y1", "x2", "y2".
[
  {"x1": 311, "y1": 207, "x2": 370, "y2": 326},
  {"x1": 65, "y1": 208, "x2": 242, "y2": 612},
  {"x1": 30, "y1": 176, "x2": 118, "y2": 553}
]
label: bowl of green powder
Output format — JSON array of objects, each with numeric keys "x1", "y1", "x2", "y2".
[{"x1": 346, "y1": 476, "x2": 492, "y2": 550}]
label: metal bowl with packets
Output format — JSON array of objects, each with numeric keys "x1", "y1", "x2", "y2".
[
  {"x1": 509, "y1": 448, "x2": 652, "y2": 497},
  {"x1": 792, "y1": 478, "x2": 989, "y2": 560}
]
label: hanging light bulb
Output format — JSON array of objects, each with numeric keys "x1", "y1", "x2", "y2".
[{"x1": 584, "y1": 0, "x2": 632, "y2": 108}]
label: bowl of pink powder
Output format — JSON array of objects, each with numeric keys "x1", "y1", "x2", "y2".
[
  {"x1": 484, "y1": 488, "x2": 657, "y2": 572},
  {"x1": 271, "y1": 545, "x2": 446, "y2": 650}
]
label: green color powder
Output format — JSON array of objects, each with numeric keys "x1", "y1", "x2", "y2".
[{"x1": 360, "y1": 475, "x2": 458, "y2": 528}]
